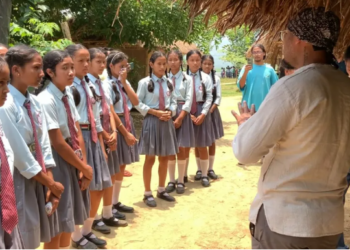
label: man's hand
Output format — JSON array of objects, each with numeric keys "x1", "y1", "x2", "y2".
[{"x1": 231, "y1": 101, "x2": 255, "y2": 126}]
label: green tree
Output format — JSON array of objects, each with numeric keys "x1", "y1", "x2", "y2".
[{"x1": 221, "y1": 26, "x2": 255, "y2": 68}]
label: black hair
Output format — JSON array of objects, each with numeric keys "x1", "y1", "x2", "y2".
[
  {"x1": 34, "y1": 50, "x2": 70, "y2": 95},
  {"x1": 106, "y1": 51, "x2": 129, "y2": 104},
  {"x1": 167, "y1": 49, "x2": 184, "y2": 73},
  {"x1": 186, "y1": 50, "x2": 206, "y2": 100},
  {"x1": 202, "y1": 54, "x2": 216, "y2": 104},
  {"x1": 89, "y1": 48, "x2": 104, "y2": 61},
  {"x1": 5, "y1": 45, "x2": 40, "y2": 79},
  {"x1": 65, "y1": 44, "x2": 87, "y2": 58},
  {"x1": 344, "y1": 46, "x2": 350, "y2": 61},
  {"x1": 148, "y1": 51, "x2": 173, "y2": 93},
  {"x1": 251, "y1": 44, "x2": 266, "y2": 60},
  {"x1": 279, "y1": 59, "x2": 296, "y2": 78}
]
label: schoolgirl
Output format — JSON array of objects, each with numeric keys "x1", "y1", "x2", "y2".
[
  {"x1": 165, "y1": 50, "x2": 194, "y2": 194},
  {"x1": 37, "y1": 50, "x2": 97, "y2": 249},
  {"x1": 186, "y1": 50, "x2": 214, "y2": 187},
  {"x1": 200, "y1": 54, "x2": 224, "y2": 180},
  {"x1": 0, "y1": 57, "x2": 23, "y2": 249},
  {"x1": 66, "y1": 44, "x2": 111, "y2": 248},
  {"x1": 86, "y1": 48, "x2": 128, "y2": 233},
  {"x1": 136, "y1": 51, "x2": 178, "y2": 207},
  {"x1": 0, "y1": 45, "x2": 63, "y2": 249},
  {"x1": 105, "y1": 51, "x2": 139, "y2": 215}
]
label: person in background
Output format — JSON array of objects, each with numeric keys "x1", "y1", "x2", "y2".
[
  {"x1": 279, "y1": 59, "x2": 296, "y2": 78},
  {"x1": 232, "y1": 7, "x2": 350, "y2": 248},
  {"x1": 237, "y1": 44, "x2": 278, "y2": 111},
  {"x1": 0, "y1": 44, "x2": 8, "y2": 57}
]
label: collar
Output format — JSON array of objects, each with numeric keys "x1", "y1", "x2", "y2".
[
  {"x1": 189, "y1": 70, "x2": 199, "y2": 76},
  {"x1": 112, "y1": 76, "x2": 119, "y2": 84},
  {"x1": 151, "y1": 74, "x2": 166, "y2": 83},
  {"x1": 87, "y1": 73, "x2": 99, "y2": 85},
  {"x1": 9, "y1": 84, "x2": 27, "y2": 106},
  {"x1": 169, "y1": 70, "x2": 182, "y2": 80},
  {"x1": 47, "y1": 82, "x2": 65, "y2": 99},
  {"x1": 73, "y1": 76, "x2": 84, "y2": 85}
]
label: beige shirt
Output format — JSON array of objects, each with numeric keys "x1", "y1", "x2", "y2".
[{"x1": 233, "y1": 64, "x2": 350, "y2": 237}]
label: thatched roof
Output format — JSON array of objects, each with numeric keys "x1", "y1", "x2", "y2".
[
  {"x1": 183, "y1": 0, "x2": 350, "y2": 57},
  {"x1": 174, "y1": 41, "x2": 198, "y2": 54}
]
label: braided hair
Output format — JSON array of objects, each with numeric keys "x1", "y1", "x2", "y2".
[
  {"x1": 201, "y1": 54, "x2": 216, "y2": 104},
  {"x1": 148, "y1": 51, "x2": 173, "y2": 93},
  {"x1": 106, "y1": 51, "x2": 128, "y2": 104},
  {"x1": 186, "y1": 50, "x2": 206, "y2": 100}
]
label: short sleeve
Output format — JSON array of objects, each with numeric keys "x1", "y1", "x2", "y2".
[{"x1": 40, "y1": 97, "x2": 60, "y2": 131}]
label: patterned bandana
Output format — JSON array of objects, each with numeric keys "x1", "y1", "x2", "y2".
[{"x1": 287, "y1": 7, "x2": 340, "y2": 53}]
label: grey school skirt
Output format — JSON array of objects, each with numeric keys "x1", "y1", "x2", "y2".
[
  {"x1": 51, "y1": 148, "x2": 90, "y2": 233},
  {"x1": 211, "y1": 106, "x2": 224, "y2": 140},
  {"x1": 174, "y1": 103, "x2": 195, "y2": 148},
  {"x1": 0, "y1": 204, "x2": 24, "y2": 249},
  {"x1": 14, "y1": 167, "x2": 59, "y2": 249},
  {"x1": 138, "y1": 114, "x2": 179, "y2": 156},
  {"x1": 193, "y1": 103, "x2": 216, "y2": 147},
  {"x1": 81, "y1": 129, "x2": 112, "y2": 191},
  {"x1": 117, "y1": 115, "x2": 140, "y2": 166}
]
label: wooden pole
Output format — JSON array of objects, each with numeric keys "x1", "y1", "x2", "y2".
[
  {"x1": 0, "y1": 0, "x2": 12, "y2": 45},
  {"x1": 60, "y1": 22, "x2": 72, "y2": 41}
]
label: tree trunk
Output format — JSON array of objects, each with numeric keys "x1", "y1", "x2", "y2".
[{"x1": 0, "y1": 0, "x2": 12, "y2": 45}]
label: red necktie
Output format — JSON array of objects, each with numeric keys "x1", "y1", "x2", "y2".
[
  {"x1": 96, "y1": 79, "x2": 110, "y2": 133},
  {"x1": 62, "y1": 95, "x2": 80, "y2": 151},
  {"x1": 0, "y1": 136, "x2": 18, "y2": 234},
  {"x1": 117, "y1": 80, "x2": 132, "y2": 132},
  {"x1": 24, "y1": 101, "x2": 46, "y2": 172},
  {"x1": 191, "y1": 74, "x2": 197, "y2": 115},
  {"x1": 158, "y1": 79, "x2": 165, "y2": 111},
  {"x1": 81, "y1": 80, "x2": 98, "y2": 143}
]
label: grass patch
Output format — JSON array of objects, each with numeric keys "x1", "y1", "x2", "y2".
[
  {"x1": 221, "y1": 78, "x2": 237, "y2": 85},
  {"x1": 219, "y1": 78, "x2": 242, "y2": 97}
]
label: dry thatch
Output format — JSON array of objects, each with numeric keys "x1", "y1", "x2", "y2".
[{"x1": 183, "y1": 0, "x2": 350, "y2": 58}]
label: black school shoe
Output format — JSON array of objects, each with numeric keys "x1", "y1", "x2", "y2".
[
  {"x1": 165, "y1": 182, "x2": 176, "y2": 193},
  {"x1": 71, "y1": 237, "x2": 97, "y2": 249},
  {"x1": 83, "y1": 232, "x2": 106, "y2": 249},
  {"x1": 112, "y1": 209, "x2": 126, "y2": 220},
  {"x1": 208, "y1": 170, "x2": 218, "y2": 180},
  {"x1": 184, "y1": 176, "x2": 188, "y2": 183},
  {"x1": 113, "y1": 202, "x2": 134, "y2": 213},
  {"x1": 157, "y1": 191, "x2": 176, "y2": 202},
  {"x1": 194, "y1": 170, "x2": 202, "y2": 181},
  {"x1": 102, "y1": 216, "x2": 128, "y2": 227},
  {"x1": 92, "y1": 219, "x2": 110, "y2": 234},
  {"x1": 176, "y1": 183, "x2": 185, "y2": 194},
  {"x1": 201, "y1": 177, "x2": 210, "y2": 187},
  {"x1": 143, "y1": 194, "x2": 157, "y2": 207}
]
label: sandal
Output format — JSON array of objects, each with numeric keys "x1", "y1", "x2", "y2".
[
  {"x1": 71, "y1": 237, "x2": 97, "y2": 249},
  {"x1": 83, "y1": 232, "x2": 106, "y2": 248},
  {"x1": 165, "y1": 182, "x2": 176, "y2": 193},
  {"x1": 157, "y1": 191, "x2": 175, "y2": 202},
  {"x1": 124, "y1": 170, "x2": 133, "y2": 177}
]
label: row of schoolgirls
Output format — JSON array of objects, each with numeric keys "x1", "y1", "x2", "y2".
[{"x1": 0, "y1": 43, "x2": 223, "y2": 249}]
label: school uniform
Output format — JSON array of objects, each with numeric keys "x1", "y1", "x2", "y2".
[
  {"x1": 188, "y1": 71, "x2": 215, "y2": 147},
  {"x1": 70, "y1": 77, "x2": 112, "y2": 191},
  {"x1": 0, "y1": 84, "x2": 59, "y2": 249},
  {"x1": 136, "y1": 74, "x2": 179, "y2": 156},
  {"x1": 0, "y1": 119, "x2": 24, "y2": 249},
  {"x1": 107, "y1": 76, "x2": 139, "y2": 165},
  {"x1": 88, "y1": 74, "x2": 120, "y2": 176},
  {"x1": 38, "y1": 82, "x2": 90, "y2": 234},
  {"x1": 210, "y1": 75, "x2": 224, "y2": 139},
  {"x1": 168, "y1": 71, "x2": 195, "y2": 148}
]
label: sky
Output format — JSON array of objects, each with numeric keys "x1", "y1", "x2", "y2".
[{"x1": 209, "y1": 36, "x2": 232, "y2": 71}]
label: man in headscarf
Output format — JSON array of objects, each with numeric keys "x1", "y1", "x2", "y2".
[{"x1": 231, "y1": 7, "x2": 350, "y2": 248}]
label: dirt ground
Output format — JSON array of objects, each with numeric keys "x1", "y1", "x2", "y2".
[{"x1": 40, "y1": 96, "x2": 350, "y2": 249}]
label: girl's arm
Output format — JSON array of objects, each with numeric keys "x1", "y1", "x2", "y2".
[
  {"x1": 201, "y1": 74, "x2": 213, "y2": 116},
  {"x1": 119, "y1": 69, "x2": 139, "y2": 106}
]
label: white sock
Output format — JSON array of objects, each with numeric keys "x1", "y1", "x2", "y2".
[
  {"x1": 94, "y1": 213, "x2": 104, "y2": 226},
  {"x1": 158, "y1": 187, "x2": 169, "y2": 196},
  {"x1": 81, "y1": 218, "x2": 94, "y2": 236},
  {"x1": 185, "y1": 158, "x2": 189, "y2": 177},
  {"x1": 112, "y1": 180, "x2": 122, "y2": 205},
  {"x1": 72, "y1": 225, "x2": 88, "y2": 245},
  {"x1": 196, "y1": 157, "x2": 201, "y2": 171},
  {"x1": 144, "y1": 191, "x2": 152, "y2": 196},
  {"x1": 102, "y1": 205, "x2": 113, "y2": 219},
  {"x1": 209, "y1": 155, "x2": 215, "y2": 170},
  {"x1": 200, "y1": 159, "x2": 209, "y2": 177},
  {"x1": 168, "y1": 160, "x2": 176, "y2": 183},
  {"x1": 177, "y1": 160, "x2": 186, "y2": 184}
]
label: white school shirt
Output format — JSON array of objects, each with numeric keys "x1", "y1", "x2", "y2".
[
  {"x1": 0, "y1": 119, "x2": 15, "y2": 180},
  {"x1": 38, "y1": 82, "x2": 80, "y2": 140},
  {"x1": 135, "y1": 74, "x2": 177, "y2": 117},
  {"x1": 233, "y1": 64, "x2": 350, "y2": 237},
  {"x1": 210, "y1": 75, "x2": 222, "y2": 106},
  {"x1": 70, "y1": 77, "x2": 103, "y2": 133},
  {"x1": 87, "y1": 73, "x2": 112, "y2": 115},
  {"x1": 168, "y1": 71, "x2": 193, "y2": 113},
  {"x1": 187, "y1": 71, "x2": 213, "y2": 115},
  {"x1": 109, "y1": 76, "x2": 133, "y2": 114},
  {"x1": 0, "y1": 84, "x2": 55, "y2": 177}
]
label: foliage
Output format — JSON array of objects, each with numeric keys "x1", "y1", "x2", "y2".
[
  {"x1": 10, "y1": 0, "x2": 73, "y2": 55},
  {"x1": 220, "y1": 26, "x2": 255, "y2": 68}
]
